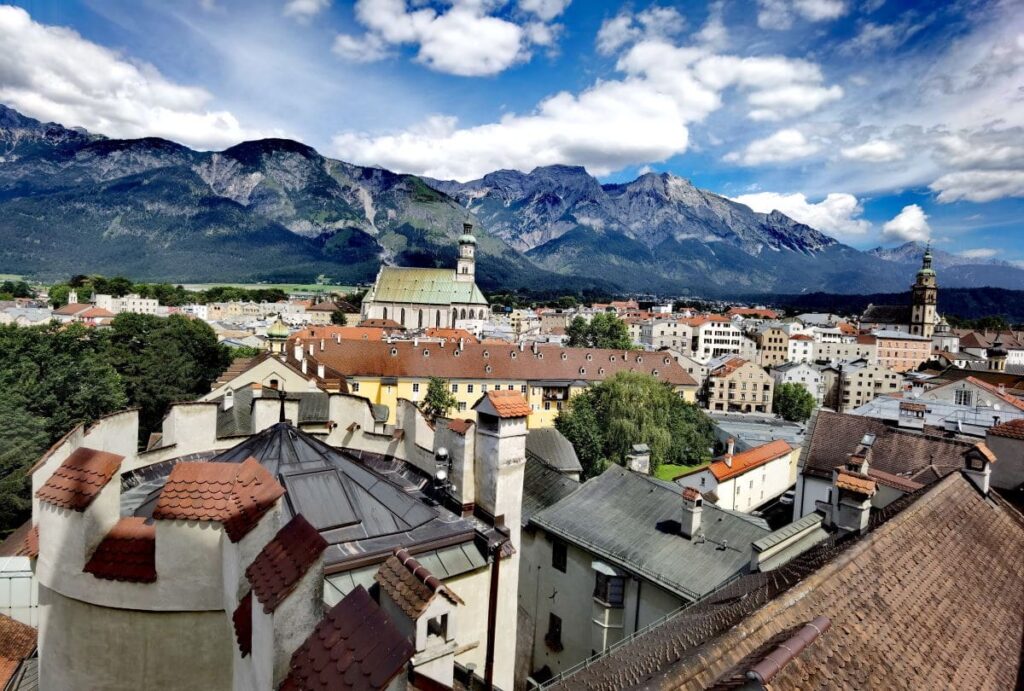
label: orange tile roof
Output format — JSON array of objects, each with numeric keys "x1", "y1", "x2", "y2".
[
  {"x1": 83, "y1": 517, "x2": 156, "y2": 583},
  {"x1": 482, "y1": 390, "x2": 531, "y2": 418},
  {"x1": 835, "y1": 471, "x2": 877, "y2": 495},
  {"x1": 964, "y1": 376, "x2": 1024, "y2": 411},
  {"x1": 727, "y1": 307, "x2": 779, "y2": 319},
  {"x1": 681, "y1": 487, "x2": 702, "y2": 501},
  {"x1": 710, "y1": 357, "x2": 749, "y2": 377},
  {"x1": 446, "y1": 419, "x2": 474, "y2": 436},
  {"x1": 290, "y1": 326, "x2": 385, "y2": 342},
  {"x1": 706, "y1": 440, "x2": 793, "y2": 482},
  {"x1": 0, "y1": 522, "x2": 37, "y2": 559},
  {"x1": 989, "y1": 418, "x2": 1024, "y2": 440},
  {"x1": 246, "y1": 515, "x2": 327, "y2": 614},
  {"x1": 970, "y1": 442, "x2": 997, "y2": 464},
  {"x1": 153, "y1": 458, "x2": 284, "y2": 542},
  {"x1": 0, "y1": 613, "x2": 36, "y2": 689},
  {"x1": 80, "y1": 307, "x2": 115, "y2": 319},
  {"x1": 426, "y1": 327, "x2": 478, "y2": 343},
  {"x1": 36, "y1": 447, "x2": 124, "y2": 511},
  {"x1": 790, "y1": 334, "x2": 813, "y2": 341}
]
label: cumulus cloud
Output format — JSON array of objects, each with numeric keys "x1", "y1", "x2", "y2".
[
  {"x1": 283, "y1": 0, "x2": 330, "y2": 22},
  {"x1": 0, "y1": 6, "x2": 263, "y2": 150},
  {"x1": 731, "y1": 191, "x2": 871, "y2": 239},
  {"x1": 757, "y1": 0, "x2": 847, "y2": 30},
  {"x1": 958, "y1": 248, "x2": 998, "y2": 259},
  {"x1": 333, "y1": 12, "x2": 843, "y2": 179},
  {"x1": 840, "y1": 139, "x2": 904, "y2": 162},
  {"x1": 882, "y1": 204, "x2": 931, "y2": 242},
  {"x1": 929, "y1": 170, "x2": 1024, "y2": 203},
  {"x1": 724, "y1": 129, "x2": 820, "y2": 165},
  {"x1": 596, "y1": 6, "x2": 686, "y2": 55},
  {"x1": 332, "y1": 0, "x2": 566, "y2": 76}
]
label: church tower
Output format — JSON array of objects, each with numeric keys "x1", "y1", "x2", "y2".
[
  {"x1": 456, "y1": 222, "x2": 476, "y2": 283},
  {"x1": 910, "y1": 245, "x2": 938, "y2": 338}
]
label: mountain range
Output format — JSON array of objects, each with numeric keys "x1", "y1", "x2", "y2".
[{"x1": 1, "y1": 104, "x2": 1021, "y2": 295}]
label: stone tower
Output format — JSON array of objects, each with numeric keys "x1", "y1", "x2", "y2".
[
  {"x1": 910, "y1": 245, "x2": 938, "y2": 338},
  {"x1": 456, "y1": 222, "x2": 476, "y2": 283}
]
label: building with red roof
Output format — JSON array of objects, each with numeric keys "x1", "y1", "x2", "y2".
[{"x1": 675, "y1": 439, "x2": 798, "y2": 512}]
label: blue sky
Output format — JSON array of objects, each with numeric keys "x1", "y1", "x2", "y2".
[{"x1": 2, "y1": 0, "x2": 1022, "y2": 263}]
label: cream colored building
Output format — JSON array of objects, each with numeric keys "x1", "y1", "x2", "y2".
[
  {"x1": 756, "y1": 327, "x2": 790, "y2": 368},
  {"x1": 821, "y1": 359, "x2": 903, "y2": 413},
  {"x1": 705, "y1": 357, "x2": 774, "y2": 414},
  {"x1": 674, "y1": 439, "x2": 797, "y2": 513}
]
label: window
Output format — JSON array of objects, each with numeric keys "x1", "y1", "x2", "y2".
[
  {"x1": 412, "y1": 383, "x2": 420, "y2": 393},
  {"x1": 544, "y1": 401, "x2": 551, "y2": 410},
  {"x1": 481, "y1": 384, "x2": 488, "y2": 393},
  {"x1": 451, "y1": 383, "x2": 459, "y2": 393},
  {"x1": 552, "y1": 539, "x2": 567, "y2": 572},
  {"x1": 521, "y1": 384, "x2": 527, "y2": 394},
  {"x1": 593, "y1": 573, "x2": 625, "y2": 608},
  {"x1": 467, "y1": 384, "x2": 474, "y2": 393},
  {"x1": 545, "y1": 613, "x2": 563, "y2": 652},
  {"x1": 955, "y1": 388, "x2": 973, "y2": 406},
  {"x1": 458, "y1": 402, "x2": 467, "y2": 412},
  {"x1": 508, "y1": 384, "x2": 515, "y2": 391},
  {"x1": 351, "y1": 382, "x2": 360, "y2": 392}
]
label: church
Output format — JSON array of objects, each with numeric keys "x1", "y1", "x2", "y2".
[
  {"x1": 860, "y1": 245, "x2": 940, "y2": 338},
  {"x1": 360, "y1": 222, "x2": 490, "y2": 333}
]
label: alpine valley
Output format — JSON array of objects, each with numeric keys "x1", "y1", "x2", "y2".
[{"x1": 1, "y1": 104, "x2": 1021, "y2": 295}]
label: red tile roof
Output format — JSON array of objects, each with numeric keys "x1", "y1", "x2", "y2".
[
  {"x1": 52, "y1": 303, "x2": 90, "y2": 316},
  {"x1": 425, "y1": 327, "x2": 477, "y2": 343},
  {"x1": 232, "y1": 591, "x2": 252, "y2": 658},
  {"x1": 279, "y1": 585, "x2": 414, "y2": 691},
  {"x1": 0, "y1": 613, "x2": 36, "y2": 689},
  {"x1": 446, "y1": 419, "x2": 474, "y2": 436},
  {"x1": 867, "y1": 468, "x2": 924, "y2": 493},
  {"x1": 153, "y1": 458, "x2": 284, "y2": 542},
  {"x1": 0, "y1": 522, "x2": 37, "y2": 558},
  {"x1": 480, "y1": 390, "x2": 531, "y2": 418},
  {"x1": 83, "y1": 517, "x2": 156, "y2": 583},
  {"x1": 704, "y1": 440, "x2": 793, "y2": 483},
  {"x1": 245, "y1": 515, "x2": 327, "y2": 614},
  {"x1": 80, "y1": 307, "x2": 115, "y2": 319},
  {"x1": 290, "y1": 325, "x2": 385, "y2": 342},
  {"x1": 35, "y1": 447, "x2": 124, "y2": 512},
  {"x1": 964, "y1": 376, "x2": 1024, "y2": 411},
  {"x1": 727, "y1": 308, "x2": 779, "y2": 319},
  {"x1": 374, "y1": 548, "x2": 463, "y2": 619},
  {"x1": 989, "y1": 418, "x2": 1024, "y2": 440},
  {"x1": 681, "y1": 487, "x2": 702, "y2": 502},
  {"x1": 835, "y1": 471, "x2": 877, "y2": 495}
]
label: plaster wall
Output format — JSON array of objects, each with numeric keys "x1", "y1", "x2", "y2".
[
  {"x1": 986, "y1": 435, "x2": 1024, "y2": 491},
  {"x1": 269, "y1": 564, "x2": 324, "y2": 685}
]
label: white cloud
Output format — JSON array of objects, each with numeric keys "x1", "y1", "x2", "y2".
[
  {"x1": 840, "y1": 139, "x2": 904, "y2": 162},
  {"x1": 283, "y1": 0, "x2": 330, "y2": 22},
  {"x1": 757, "y1": 0, "x2": 847, "y2": 30},
  {"x1": 724, "y1": 129, "x2": 820, "y2": 165},
  {"x1": 596, "y1": 7, "x2": 686, "y2": 56},
  {"x1": 0, "y1": 6, "x2": 264, "y2": 150},
  {"x1": 694, "y1": 1, "x2": 728, "y2": 50},
  {"x1": 840, "y1": 19, "x2": 926, "y2": 55},
  {"x1": 518, "y1": 0, "x2": 571, "y2": 22},
  {"x1": 731, "y1": 191, "x2": 871, "y2": 239},
  {"x1": 882, "y1": 204, "x2": 931, "y2": 242},
  {"x1": 333, "y1": 0, "x2": 565, "y2": 76},
  {"x1": 958, "y1": 248, "x2": 998, "y2": 259},
  {"x1": 929, "y1": 170, "x2": 1024, "y2": 203}
]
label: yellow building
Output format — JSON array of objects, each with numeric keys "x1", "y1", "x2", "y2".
[
  {"x1": 293, "y1": 338, "x2": 698, "y2": 428},
  {"x1": 705, "y1": 356, "x2": 774, "y2": 413}
]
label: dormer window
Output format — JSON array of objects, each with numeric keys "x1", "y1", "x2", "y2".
[
  {"x1": 561, "y1": 353, "x2": 568, "y2": 361},
  {"x1": 390, "y1": 348, "x2": 398, "y2": 356},
  {"x1": 586, "y1": 353, "x2": 592, "y2": 361},
  {"x1": 423, "y1": 349, "x2": 430, "y2": 357},
  {"x1": 483, "y1": 350, "x2": 490, "y2": 359}
]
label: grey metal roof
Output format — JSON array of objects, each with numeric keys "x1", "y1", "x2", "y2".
[
  {"x1": 522, "y1": 458, "x2": 580, "y2": 527},
  {"x1": 213, "y1": 386, "x2": 330, "y2": 437},
  {"x1": 127, "y1": 423, "x2": 477, "y2": 570},
  {"x1": 525, "y1": 428, "x2": 582, "y2": 474},
  {"x1": 711, "y1": 413, "x2": 806, "y2": 452},
  {"x1": 532, "y1": 465, "x2": 771, "y2": 601},
  {"x1": 4, "y1": 656, "x2": 38, "y2": 691},
  {"x1": 753, "y1": 511, "x2": 824, "y2": 552}
]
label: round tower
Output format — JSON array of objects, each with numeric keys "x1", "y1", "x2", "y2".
[
  {"x1": 456, "y1": 222, "x2": 476, "y2": 283},
  {"x1": 266, "y1": 316, "x2": 290, "y2": 355},
  {"x1": 910, "y1": 244, "x2": 938, "y2": 338},
  {"x1": 987, "y1": 335, "x2": 1008, "y2": 372}
]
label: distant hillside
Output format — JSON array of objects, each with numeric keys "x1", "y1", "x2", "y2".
[{"x1": 761, "y1": 288, "x2": 1024, "y2": 322}]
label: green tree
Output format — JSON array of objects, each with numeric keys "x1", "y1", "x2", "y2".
[
  {"x1": 420, "y1": 376, "x2": 458, "y2": 420},
  {"x1": 773, "y1": 382, "x2": 816, "y2": 422},
  {"x1": 0, "y1": 393, "x2": 49, "y2": 536},
  {"x1": 555, "y1": 372, "x2": 714, "y2": 478},
  {"x1": 331, "y1": 309, "x2": 348, "y2": 326},
  {"x1": 566, "y1": 313, "x2": 633, "y2": 349}
]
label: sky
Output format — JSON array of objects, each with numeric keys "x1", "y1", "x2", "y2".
[{"x1": 2, "y1": 0, "x2": 1023, "y2": 263}]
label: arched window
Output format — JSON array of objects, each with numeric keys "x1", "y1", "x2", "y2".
[
  {"x1": 436, "y1": 311, "x2": 441, "y2": 328},
  {"x1": 418, "y1": 311, "x2": 423, "y2": 328},
  {"x1": 400, "y1": 308, "x2": 406, "y2": 325},
  {"x1": 460, "y1": 308, "x2": 467, "y2": 320},
  {"x1": 469, "y1": 309, "x2": 476, "y2": 320}
]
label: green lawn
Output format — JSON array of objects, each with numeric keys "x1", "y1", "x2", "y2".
[{"x1": 654, "y1": 462, "x2": 709, "y2": 482}]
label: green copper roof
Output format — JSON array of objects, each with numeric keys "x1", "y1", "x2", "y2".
[
  {"x1": 368, "y1": 267, "x2": 488, "y2": 306},
  {"x1": 267, "y1": 317, "x2": 290, "y2": 339},
  {"x1": 459, "y1": 233, "x2": 477, "y2": 245}
]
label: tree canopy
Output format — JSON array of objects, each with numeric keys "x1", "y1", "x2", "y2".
[
  {"x1": 566, "y1": 313, "x2": 634, "y2": 350},
  {"x1": 556, "y1": 371, "x2": 715, "y2": 479},
  {"x1": 773, "y1": 382, "x2": 816, "y2": 422},
  {"x1": 420, "y1": 376, "x2": 458, "y2": 420}
]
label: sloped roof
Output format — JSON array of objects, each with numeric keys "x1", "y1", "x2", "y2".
[
  {"x1": 83, "y1": 517, "x2": 156, "y2": 583},
  {"x1": 990, "y1": 418, "x2": 1024, "y2": 440},
  {"x1": 526, "y1": 428, "x2": 582, "y2": 474},
  {"x1": 232, "y1": 591, "x2": 252, "y2": 658},
  {"x1": 522, "y1": 458, "x2": 580, "y2": 527},
  {"x1": 290, "y1": 325, "x2": 384, "y2": 342},
  {"x1": 801, "y1": 410, "x2": 972, "y2": 482},
  {"x1": 0, "y1": 614, "x2": 36, "y2": 690},
  {"x1": 552, "y1": 473, "x2": 1024, "y2": 690},
  {"x1": 279, "y1": 585, "x2": 414, "y2": 691},
  {"x1": 700, "y1": 440, "x2": 792, "y2": 483},
  {"x1": 367, "y1": 266, "x2": 488, "y2": 306},
  {"x1": 246, "y1": 515, "x2": 327, "y2": 613},
  {"x1": 214, "y1": 386, "x2": 330, "y2": 437},
  {"x1": 964, "y1": 376, "x2": 1024, "y2": 411},
  {"x1": 475, "y1": 390, "x2": 531, "y2": 418},
  {"x1": 532, "y1": 465, "x2": 770, "y2": 600},
  {"x1": 861, "y1": 303, "x2": 911, "y2": 324},
  {"x1": 310, "y1": 339, "x2": 697, "y2": 387},
  {"x1": 0, "y1": 522, "x2": 37, "y2": 558},
  {"x1": 374, "y1": 548, "x2": 463, "y2": 619},
  {"x1": 36, "y1": 447, "x2": 123, "y2": 511},
  {"x1": 152, "y1": 458, "x2": 284, "y2": 542}
]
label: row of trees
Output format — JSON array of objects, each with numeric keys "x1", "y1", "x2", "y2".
[{"x1": 0, "y1": 315, "x2": 232, "y2": 536}]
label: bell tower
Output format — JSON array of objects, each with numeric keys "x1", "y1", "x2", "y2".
[
  {"x1": 910, "y1": 244, "x2": 937, "y2": 338},
  {"x1": 456, "y1": 222, "x2": 476, "y2": 283}
]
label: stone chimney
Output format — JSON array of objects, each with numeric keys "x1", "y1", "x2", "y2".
[
  {"x1": 724, "y1": 438, "x2": 735, "y2": 468},
  {"x1": 625, "y1": 443, "x2": 650, "y2": 474},
  {"x1": 222, "y1": 388, "x2": 234, "y2": 411},
  {"x1": 963, "y1": 442, "x2": 996, "y2": 495},
  {"x1": 681, "y1": 487, "x2": 703, "y2": 539},
  {"x1": 826, "y1": 465, "x2": 876, "y2": 536}
]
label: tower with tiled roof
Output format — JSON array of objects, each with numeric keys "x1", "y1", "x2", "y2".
[
  {"x1": 910, "y1": 244, "x2": 938, "y2": 338},
  {"x1": 456, "y1": 221, "x2": 476, "y2": 283}
]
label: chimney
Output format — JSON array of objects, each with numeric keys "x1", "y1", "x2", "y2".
[
  {"x1": 724, "y1": 438, "x2": 735, "y2": 468},
  {"x1": 414, "y1": 337, "x2": 419, "y2": 347},
  {"x1": 459, "y1": 337, "x2": 465, "y2": 351},
  {"x1": 293, "y1": 342, "x2": 303, "y2": 361},
  {"x1": 998, "y1": 383, "x2": 1006, "y2": 395},
  {"x1": 308, "y1": 343, "x2": 314, "y2": 355},
  {"x1": 625, "y1": 444, "x2": 650, "y2": 474},
  {"x1": 827, "y1": 465, "x2": 876, "y2": 536},
  {"x1": 963, "y1": 443, "x2": 996, "y2": 495},
  {"x1": 681, "y1": 487, "x2": 703, "y2": 539},
  {"x1": 301, "y1": 359, "x2": 308, "y2": 375},
  {"x1": 252, "y1": 383, "x2": 262, "y2": 397},
  {"x1": 222, "y1": 388, "x2": 234, "y2": 411},
  {"x1": 320, "y1": 338, "x2": 325, "y2": 351},
  {"x1": 317, "y1": 363, "x2": 325, "y2": 379}
]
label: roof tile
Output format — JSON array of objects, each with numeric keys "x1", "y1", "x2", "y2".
[
  {"x1": 245, "y1": 515, "x2": 327, "y2": 614},
  {"x1": 35, "y1": 447, "x2": 124, "y2": 511},
  {"x1": 152, "y1": 458, "x2": 284, "y2": 542},
  {"x1": 0, "y1": 613, "x2": 36, "y2": 689},
  {"x1": 83, "y1": 517, "x2": 156, "y2": 583},
  {"x1": 374, "y1": 548, "x2": 463, "y2": 620},
  {"x1": 703, "y1": 440, "x2": 792, "y2": 483},
  {"x1": 481, "y1": 390, "x2": 531, "y2": 419},
  {"x1": 232, "y1": 591, "x2": 252, "y2": 658},
  {"x1": 989, "y1": 418, "x2": 1024, "y2": 440}
]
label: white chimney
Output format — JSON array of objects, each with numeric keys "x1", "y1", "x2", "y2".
[
  {"x1": 223, "y1": 389, "x2": 234, "y2": 411},
  {"x1": 317, "y1": 363, "x2": 325, "y2": 379},
  {"x1": 308, "y1": 343, "x2": 314, "y2": 355},
  {"x1": 724, "y1": 438, "x2": 735, "y2": 467},
  {"x1": 625, "y1": 444, "x2": 650, "y2": 474},
  {"x1": 320, "y1": 338, "x2": 325, "y2": 351},
  {"x1": 681, "y1": 487, "x2": 703, "y2": 539},
  {"x1": 414, "y1": 337, "x2": 419, "y2": 347},
  {"x1": 963, "y1": 443, "x2": 996, "y2": 495},
  {"x1": 293, "y1": 342, "x2": 303, "y2": 361},
  {"x1": 301, "y1": 359, "x2": 308, "y2": 375},
  {"x1": 459, "y1": 337, "x2": 464, "y2": 350}
]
